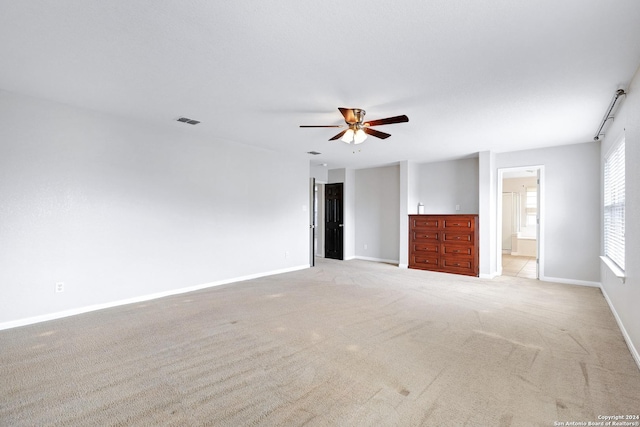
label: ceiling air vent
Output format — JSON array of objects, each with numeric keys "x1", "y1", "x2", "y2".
[
  {"x1": 307, "y1": 151, "x2": 322, "y2": 155},
  {"x1": 177, "y1": 117, "x2": 200, "y2": 125}
]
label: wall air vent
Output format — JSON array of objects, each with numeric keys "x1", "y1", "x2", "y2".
[
  {"x1": 177, "y1": 117, "x2": 200, "y2": 125},
  {"x1": 307, "y1": 151, "x2": 322, "y2": 155}
]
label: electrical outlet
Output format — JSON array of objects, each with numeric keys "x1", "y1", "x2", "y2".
[
  {"x1": 55, "y1": 282, "x2": 64, "y2": 293},
  {"x1": 285, "y1": 251, "x2": 289, "y2": 259},
  {"x1": 455, "y1": 204, "x2": 460, "y2": 211},
  {"x1": 364, "y1": 244, "x2": 368, "y2": 250}
]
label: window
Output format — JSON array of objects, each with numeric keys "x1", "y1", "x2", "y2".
[{"x1": 604, "y1": 138, "x2": 625, "y2": 271}]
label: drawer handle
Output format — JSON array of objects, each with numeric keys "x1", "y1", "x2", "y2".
[
  {"x1": 453, "y1": 263, "x2": 460, "y2": 267},
  {"x1": 452, "y1": 250, "x2": 460, "y2": 253}
]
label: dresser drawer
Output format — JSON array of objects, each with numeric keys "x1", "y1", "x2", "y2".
[
  {"x1": 442, "y1": 218, "x2": 474, "y2": 230},
  {"x1": 441, "y1": 256, "x2": 474, "y2": 273},
  {"x1": 411, "y1": 217, "x2": 440, "y2": 229},
  {"x1": 411, "y1": 254, "x2": 440, "y2": 268},
  {"x1": 412, "y1": 242, "x2": 439, "y2": 253},
  {"x1": 442, "y1": 232, "x2": 472, "y2": 243},
  {"x1": 411, "y1": 231, "x2": 440, "y2": 241},
  {"x1": 442, "y1": 244, "x2": 473, "y2": 256}
]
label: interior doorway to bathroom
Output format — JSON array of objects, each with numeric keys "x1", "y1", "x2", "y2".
[{"x1": 498, "y1": 166, "x2": 543, "y2": 279}]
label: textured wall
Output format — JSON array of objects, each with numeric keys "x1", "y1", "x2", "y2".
[
  {"x1": 417, "y1": 158, "x2": 480, "y2": 214},
  {"x1": 496, "y1": 142, "x2": 601, "y2": 284},
  {"x1": 0, "y1": 91, "x2": 310, "y2": 326},
  {"x1": 354, "y1": 165, "x2": 400, "y2": 263}
]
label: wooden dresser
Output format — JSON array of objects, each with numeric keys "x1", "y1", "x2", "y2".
[{"x1": 408, "y1": 214, "x2": 479, "y2": 277}]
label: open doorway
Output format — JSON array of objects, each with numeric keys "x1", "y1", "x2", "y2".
[{"x1": 497, "y1": 166, "x2": 544, "y2": 279}]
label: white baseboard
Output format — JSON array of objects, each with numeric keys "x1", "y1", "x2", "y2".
[
  {"x1": 539, "y1": 275, "x2": 601, "y2": 288},
  {"x1": 0, "y1": 264, "x2": 310, "y2": 331},
  {"x1": 600, "y1": 286, "x2": 640, "y2": 371},
  {"x1": 354, "y1": 256, "x2": 399, "y2": 265}
]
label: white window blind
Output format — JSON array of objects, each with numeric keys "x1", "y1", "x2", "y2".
[{"x1": 604, "y1": 138, "x2": 625, "y2": 270}]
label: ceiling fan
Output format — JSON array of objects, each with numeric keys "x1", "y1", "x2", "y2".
[{"x1": 300, "y1": 108, "x2": 409, "y2": 144}]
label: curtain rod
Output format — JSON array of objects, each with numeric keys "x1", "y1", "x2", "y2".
[{"x1": 594, "y1": 88, "x2": 626, "y2": 141}]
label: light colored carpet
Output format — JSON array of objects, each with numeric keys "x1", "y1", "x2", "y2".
[{"x1": 1, "y1": 259, "x2": 639, "y2": 426}]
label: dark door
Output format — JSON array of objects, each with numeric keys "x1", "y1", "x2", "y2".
[{"x1": 325, "y1": 183, "x2": 343, "y2": 260}]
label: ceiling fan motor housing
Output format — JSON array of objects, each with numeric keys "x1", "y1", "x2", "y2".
[{"x1": 350, "y1": 108, "x2": 366, "y2": 124}]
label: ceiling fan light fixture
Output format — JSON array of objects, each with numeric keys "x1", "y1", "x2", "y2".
[
  {"x1": 341, "y1": 129, "x2": 355, "y2": 144},
  {"x1": 353, "y1": 129, "x2": 367, "y2": 144},
  {"x1": 341, "y1": 127, "x2": 367, "y2": 145}
]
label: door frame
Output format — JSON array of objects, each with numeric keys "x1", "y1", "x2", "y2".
[
  {"x1": 315, "y1": 182, "x2": 325, "y2": 258},
  {"x1": 309, "y1": 177, "x2": 316, "y2": 267}
]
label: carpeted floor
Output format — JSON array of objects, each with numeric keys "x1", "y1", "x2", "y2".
[{"x1": 1, "y1": 259, "x2": 639, "y2": 426}]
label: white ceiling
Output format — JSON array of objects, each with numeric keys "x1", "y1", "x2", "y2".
[{"x1": 2, "y1": 1, "x2": 640, "y2": 170}]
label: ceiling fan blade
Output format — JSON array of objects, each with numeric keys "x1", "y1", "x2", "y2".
[
  {"x1": 364, "y1": 115, "x2": 409, "y2": 127},
  {"x1": 363, "y1": 127, "x2": 391, "y2": 139},
  {"x1": 338, "y1": 108, "x2": 357, "y2": 124},
  {"x1": 329, "y1": 130, "x2": 348, "y2": 141},
  {"x1": 300, "y1": 125, "x2": 344, "y2": 128}
]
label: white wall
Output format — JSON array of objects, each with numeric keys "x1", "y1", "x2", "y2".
[
  {"x1": 479, "y1": 151, "x2": 497, "y2": 277},
  {"x1": 496, "y1": 142, "x2": 600, "y2": 284},
  {"x1": 310, "y1": 164, "x2": 328, "y2": 182},
  {"x1": 354, "y1": 165, "x2": 400, "y2": 263},
  {"x1": 344, "y1": 168, "x2": 356, "y2": 260},
  {"x1": 417, "y1": 158, "x2": 479, "y2": 214},
  {"x1": 398, "y1": 161, "x2": 419, "y2": 267},
  {"x1": 0, "y1": 90, "x2": 310, "y2": 327},
  {"x1": 599, "y1": 66, "x2": 640, "y2": 366}
]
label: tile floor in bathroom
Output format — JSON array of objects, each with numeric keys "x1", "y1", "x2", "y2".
[{"x1": 502, "y1": 254, "x2": 537, "y2": 279}]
